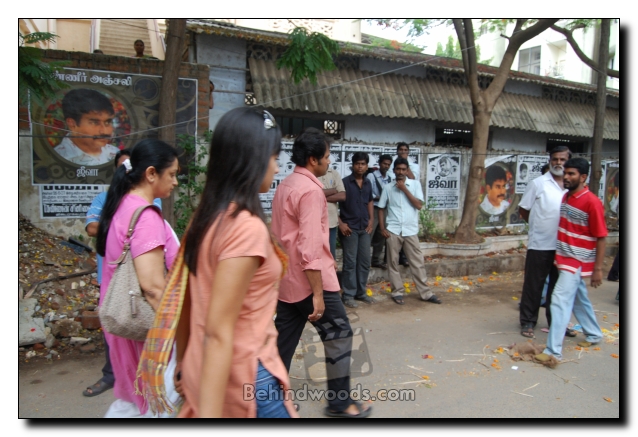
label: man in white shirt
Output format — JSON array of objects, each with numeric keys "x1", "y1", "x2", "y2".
[
  {"x1": 388, "y1": 142, "x2": 420, "y2": 182},
  {"x1": 54, "y1": 88, "x2": 120, "y2": 166},
  {"x1": 378, "y1": 158, "x2": 441, "y2": 306},
  {"x1": 389, "y1": 143, "x2": 419, "y2": 267},
  {"x1": 318, "y1": 167, "x2": 346, "y2": 260},
  {"x1": 518, "y1": 146, "x2": 572, "y2": 339}
]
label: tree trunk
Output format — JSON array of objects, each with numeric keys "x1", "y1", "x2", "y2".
[
  {"x1": 589, "y1": 19, "x2": 610, "y2": 196},
  {"x1": 158, "y1": 19, "x2": 187, "y2": 228},
  {"x1": 454, "y1": 109, "x2": 491, "y2": 243}
]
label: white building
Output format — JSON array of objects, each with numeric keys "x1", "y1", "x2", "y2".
[{"x1": 475, "y1": 19, "x2": 619, "y2": 90}]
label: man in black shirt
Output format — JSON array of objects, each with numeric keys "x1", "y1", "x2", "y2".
[{"x1": 338, "y1": 152, "x2": 375, "y2": 308}]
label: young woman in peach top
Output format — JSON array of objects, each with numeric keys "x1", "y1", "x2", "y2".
[{"x1": 175, "y1": 107, "x2": 297, "y2": 418}]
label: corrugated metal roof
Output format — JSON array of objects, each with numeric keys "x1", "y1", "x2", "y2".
[
  {"x1": 188, "y1": 19, "x2": 619, "y2": 98},
  {"x1": 249, "y1": 58, "x2": 619, "y2": 140}
]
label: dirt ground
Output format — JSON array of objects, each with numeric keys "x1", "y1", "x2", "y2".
[
  {"x1": 18, "y1": 213, "x2": 621, "y2": 420},
  {"x1": 19, "y1": 265, "x2": 620, "y2": 419}
]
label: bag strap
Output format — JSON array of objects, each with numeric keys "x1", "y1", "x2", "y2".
[
  {"x1": 112, "y1": 204, "x2": 162, "y2": 264},
  {"x1": 127, "y1": 204, "x2": 161, "y2": 239}
]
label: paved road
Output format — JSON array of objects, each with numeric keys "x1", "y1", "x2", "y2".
[{"x1": 19, "y1": 276, "x2": 621, "y2": 420}]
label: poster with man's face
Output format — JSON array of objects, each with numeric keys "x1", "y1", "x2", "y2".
[
  {"x1": 31, "y1": 68, "x2": 198, "y2": 185},
  {"x1": 476, "y1": 155, "x2": 524, "y2": 229},
  {"x1": 426, "y1": 154, "x2": 461, "y2": 210},
  {"x1": 604, "y1": 161, "x2": 619, "y2": 226},
  {"x1": 341, "y1": 145, "x2": 381, "y2": 177}
]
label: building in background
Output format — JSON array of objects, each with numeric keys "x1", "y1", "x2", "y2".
[
  {"x1": 19, "y1": 19, "x2": 167, "y2": 59},
  {"x1": 475, "y1": 19, "x2": 619, "y2": 90}
]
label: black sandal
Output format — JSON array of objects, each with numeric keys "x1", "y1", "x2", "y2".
[
  {"x1": 324, "y1": 401, "x2": 372, "y2": 418},
  {"x1": 424, "y1": 295, "x2": 442, "y2": 304},
  {"x1": 521, "y1": 324, "x2": 535, "y2": 339},
  {"x1": 82, "y1": 379, "x2": 113, "y2": 397},
  {"x1": 392, "y1": 296, "x2": 405, "y2": 305}
]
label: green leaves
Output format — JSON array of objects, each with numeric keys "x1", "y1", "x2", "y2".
[
  {"x1": 19, "y1": 32, "x2": 69, "y2": 106},
  {"x1": 174, "y1": 131, "x2": 212, "y2": 237},
  {"x1": 276, "y1": 27, "x2": 340, "y2": 85}
]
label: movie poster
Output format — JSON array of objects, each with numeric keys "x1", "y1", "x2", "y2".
[
  {"x1": 260, "y1": 142, "x2": 293, "y2": 215},
  {"x1": 341, "y1": 145, "x2": 384, "y2": 177},
  {"x1": 385, "y1": 147, "x2": 421, "y2": 181},
  {"x1": 39, "y1": 185, "x2": 108, "y2": 219},
  {"x1": 476, "y1": 155, "x2": 524, "y2": 229},
  {"x1": 515, "y1": 155, "x2": 548, "y2": 194},
  {"x1": 426, "y1": 153, "x2": 461, "y2": 210},
  {"x1": 604, "y1": 161, "x2": 619, "y2": 226},
  {"x1": 31, "y1": 68, "x2": 198, "y2": 187}
]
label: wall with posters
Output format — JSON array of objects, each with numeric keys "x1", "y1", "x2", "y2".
[
  {"x1": 603, "y1": 161, "x2": 620, "y2": 229},
  {"x1": 18, "y1": 50, "x2": 210, "y2": 239}
]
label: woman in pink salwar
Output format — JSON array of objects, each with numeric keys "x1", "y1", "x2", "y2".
[{"x1": 96, "y1": 139, "x2": 180, "y2": 417}]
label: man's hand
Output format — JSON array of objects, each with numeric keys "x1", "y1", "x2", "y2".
[
  {"x1": 339, "y1": 221, "x2": 352, "y2": 237},
  {"x1": 395, "y1": 176, "x2": 407, "y2": 192},
  {"x1": 308, "y1": 292, "x2": 325, "y2": 322},
  {"x1": 365, "y1": 220, "x2": 373, "y2": 234},
  {"x1": 591, "y1": 268, "x2": 603, "y2": 288},
  {"x1": 380, "y1": 228, "x2": 390, "y2": 239}
]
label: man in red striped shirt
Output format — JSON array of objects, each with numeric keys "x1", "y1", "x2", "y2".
[{"x1": 536, "y1": 158, "x2": 606, "y2": 363}]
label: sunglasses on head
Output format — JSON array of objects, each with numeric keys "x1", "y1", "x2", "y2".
[{"x1": 262, "y1": 110, "x2": 277, "y2": 130}]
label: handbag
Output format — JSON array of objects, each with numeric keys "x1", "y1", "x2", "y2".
[{"x1": 99, "y1": 204, "x2": 162, "y2": 342}]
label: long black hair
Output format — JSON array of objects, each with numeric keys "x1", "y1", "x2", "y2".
[
  {"x1": 96, "y1": 139, "x2": 178, "y2": 256},
  {"x1": 184, "y1": 107, "x2": 282, "y2": 274}
]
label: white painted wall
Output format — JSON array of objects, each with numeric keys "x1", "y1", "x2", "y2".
[
  {"x1": 344, "y1": 115, "x2": 435, "y2": 144},
  {"x1": 491, "y1": 128, "x2": 547, "y2": 153}
]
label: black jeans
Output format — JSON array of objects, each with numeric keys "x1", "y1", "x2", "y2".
[
  {"x1": 339, "y1": 229, "x2": 371, "y2": 301},
  {"x1": 101, "y1": 333, "x2": 115, "y2": 385},
  {"x1": 519, "y1": 249, "x2": 558, "y2": 327},
  {"x1": 607, "y1": 251, "x2": 619, "y2": 281},
  {"x1": 275, "y1": 291, "x2": 354, "y2": 412}
]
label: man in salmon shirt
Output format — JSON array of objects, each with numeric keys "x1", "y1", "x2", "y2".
[{"x1": 271, "y1": 127, "x2": 372, "y2": 418}]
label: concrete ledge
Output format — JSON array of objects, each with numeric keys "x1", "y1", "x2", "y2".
[{"x1": 367, "y1": 254, "x2": 527, "y2": 282}]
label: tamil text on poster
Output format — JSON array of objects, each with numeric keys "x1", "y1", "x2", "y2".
[
  {"x1": 40, "y1": 185, "x2": 108, "y2": 219},
  {"x1": 426, "y1": 153, "x2": 461, "y2": 210},
  {"x1": 515, "y1": 155, "x2": 548, "y2": 194},
  {"x1": 31, "y1": 68, "x2": 198, "y2": 186}
]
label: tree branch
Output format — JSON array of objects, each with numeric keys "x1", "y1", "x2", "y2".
[
  {"x1": 551, "y1": 24, "x2": 619, "y2": 78},
  {"x1": 485, "y1": 20, "x2": 557, "y2": 107},
  {"x1": 453, "y1": 19, "x2": 480, "y2": 103}
]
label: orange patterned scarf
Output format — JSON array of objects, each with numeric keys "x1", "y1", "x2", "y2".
[
  {"x1": 135, "y1": 227, "x2": 288, "y2": 415},
  {"x1": 135, "y1": 237, "x2": 189, "y2": 415}
]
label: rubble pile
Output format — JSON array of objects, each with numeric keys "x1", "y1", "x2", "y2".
[{"x1": 18, "y1": 213, "x2": 104, "y2": 363}]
